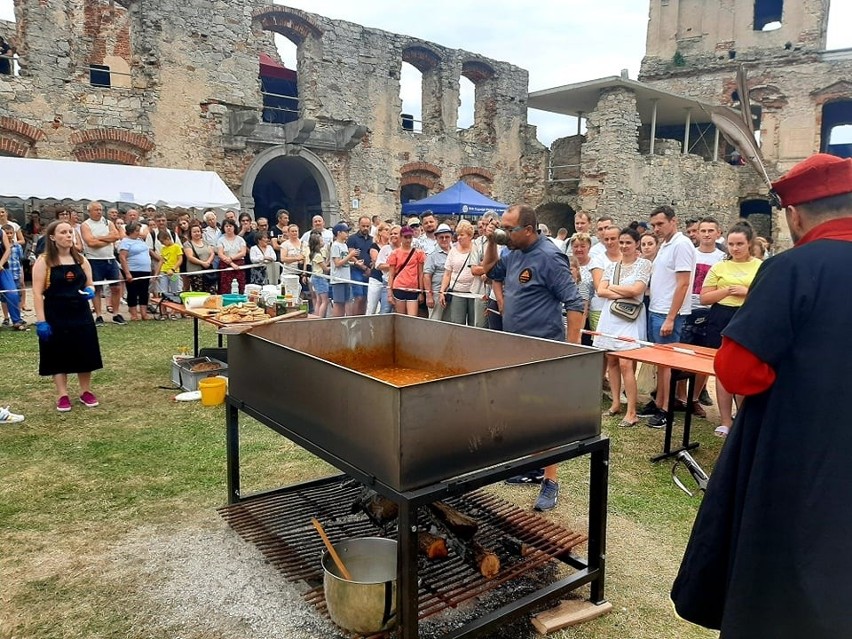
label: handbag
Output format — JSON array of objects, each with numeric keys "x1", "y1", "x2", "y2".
[
  {"x1": 609, "y1": 262, "x2": 642, "y2": 322},
  {"x1": 189, "y1": 242, "x2": 219, "y2": 287}
]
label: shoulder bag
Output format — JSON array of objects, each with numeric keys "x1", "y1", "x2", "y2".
[{"x1": 609, "y1": 262, "x2": 643, "y2": 322}]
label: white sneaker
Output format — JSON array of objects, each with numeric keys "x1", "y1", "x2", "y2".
[{"x1": 0, "y1": 406, "x2": 24, "y2": 424}]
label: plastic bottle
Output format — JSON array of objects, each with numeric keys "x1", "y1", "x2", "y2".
[{"x1": 230, "y1": 279, "x2": 239, "y2": 295}]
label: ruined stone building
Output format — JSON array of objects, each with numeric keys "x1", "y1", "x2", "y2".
[
  {"x1": 531, "y1": 0, "x2": 851, "y2": 244},
  {"x1": 0, "y1": 1, "x2": 546, "y2": 231}
]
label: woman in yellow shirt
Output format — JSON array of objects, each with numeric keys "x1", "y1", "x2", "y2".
[{"x1": 700, "y1": 221, "x2": 762, "y2": 437}]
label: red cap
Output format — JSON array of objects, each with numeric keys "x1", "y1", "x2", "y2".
[{"x1": 771, "y1": 154, "x2": 852, "y2": 207}]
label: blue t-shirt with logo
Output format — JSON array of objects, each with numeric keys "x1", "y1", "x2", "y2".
[{"x1": 488, "y1": 236, "x2": 583, "y2": 340}]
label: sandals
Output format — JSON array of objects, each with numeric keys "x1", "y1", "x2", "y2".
[
  {"x1": 714, "y1": 425, "x2": 730, "y2": 438},
  {"x1": 619, "y1": 419, "x2": 639, "y2": 428},
  {"x1": 605, "y1": 408, "x2": 622, "y2": 416}
]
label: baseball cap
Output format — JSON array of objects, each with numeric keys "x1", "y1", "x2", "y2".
[
  {"x1": 771, "y1": 153, "x2": 852, "y2": 207},
  {"x1": 407, "y1": 216, "x2": 421, "y2": 227},
  {"x1": 537, "y1": 223, "x2": 550, "y2": 235},
  {"x1": 400, "y1": 225, "x2": 415, "y2": 237},
  {"x1": 435, "y1": 223, "x2": 453, "y2": 235},
  {"x1": 144, "y1": 203, "x2": 156, "y2": 211},
  {"x1": 332, "y1": 222, "x2": 350, "y2": 235}
]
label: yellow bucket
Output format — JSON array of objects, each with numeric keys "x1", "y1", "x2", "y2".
[{"x1": 199, "y1": 376, "x2": 227, "y2": 406}]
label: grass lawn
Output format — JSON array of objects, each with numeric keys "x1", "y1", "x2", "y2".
[{"x1": 0, "y1": 320, "x2": 720, "y2": 639}]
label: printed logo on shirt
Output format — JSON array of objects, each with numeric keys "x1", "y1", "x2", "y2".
[
  {"x1": 65, "y1": 268, "x2": 76, "y2": 282},
  {"x1": 518, "y1": 268, "x2": 533, "y2": 284}
]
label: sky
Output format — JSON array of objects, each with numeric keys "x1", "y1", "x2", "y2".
[{"x1": 1, "y1": 0, "x2": 850, "y2": 145}]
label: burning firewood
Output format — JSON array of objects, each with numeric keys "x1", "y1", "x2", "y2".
[
  {"x1": 428, "y1": 501, "x2": 478, "y2": 540},
  {"x1": 419, "y1": 532, "x2": 449, "y2": 559},
  {"x1": 351, "y1": 489, "x2": 399, "y2": 527},
  {"x1": 427, "y1": 502, "x2": 499, "y2": 579}
]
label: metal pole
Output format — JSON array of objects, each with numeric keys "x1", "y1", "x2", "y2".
[
  {"x1": 649, "y1": 100, "x2": 658, "y2": 155},
  {"x1": 713, "y1": 126, "x2": 720, "y2": 162},
  {"x1": 577, "y1": 111, "x2": 583, "y2": 136},
  {"x1": 683, "y1": 108, "x2": 692, "y2": 155}
]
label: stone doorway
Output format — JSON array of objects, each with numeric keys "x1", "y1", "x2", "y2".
[{"x1": 241, "y1": 147, "x2": 339, "y2": 234}]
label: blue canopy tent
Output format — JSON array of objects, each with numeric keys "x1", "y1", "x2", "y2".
[{"x1": 401, "y1": 180, "x2": 508, "y2": 216}]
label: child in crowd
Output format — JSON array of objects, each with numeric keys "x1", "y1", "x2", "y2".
[
  {"x1": 329, "y1": 222, "x2": 359, "y2": 318},
  {"x1": 1, "y1": 224, "x2": 26, "y2": 330},
  {"x1": 157, "y1": 231, "x2": 183, "y2": 318}
]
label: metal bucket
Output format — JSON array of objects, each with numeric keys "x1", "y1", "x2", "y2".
[{"x1": 322, "y1": 537, "x2": 397, "y2": 634}]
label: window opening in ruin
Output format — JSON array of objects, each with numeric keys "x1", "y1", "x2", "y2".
[
  {"x1": 821, "y1": 100, "x2": 852, "y2": 159},
  {"x1": 252, "y1": 155, "x2": 322, "y2": 231},
  {"x1": 457, "y1": 75, "x2": 475, "y2": 130},
  {"x1": 89, "y1": 64, "x2": 111, "y2": 88},
  {"x1": 260, "y1": 36, "x2": 298, "y2": 125},
  {"x1": 400, "y1": 62, "x2": 423, "y2": 133},
  {"x1": 400, "y1": 183, "x2": 428, "y2": 204},
  {"x1": 0, "y1": 0, "x2": 14, "y2": 22},
  {"x1": 739, "y1": 199, "x2": 772, "y2": 239},
  {"x1": 754, "y1": 0, "x2": 783, "y2": 31},
  {"x1": 654, "y1": 123, "x2": 718, "y2": 160}
]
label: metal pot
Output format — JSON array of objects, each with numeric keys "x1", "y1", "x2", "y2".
[
  {"x1": 322, "y1": 537, "x2": 397, "y2": 634},
  {"x1": 491, "y1": 228, "x2": 510, "y2": 245}
]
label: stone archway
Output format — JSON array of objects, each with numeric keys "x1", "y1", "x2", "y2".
[
  {"x1": 535, "y1": 202, "x2": 576, "y2": 235},
  {"x1": 240, "y1": 146, "x2": 339, "y2": 231}
]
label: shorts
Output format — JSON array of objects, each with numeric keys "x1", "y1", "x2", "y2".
[
  {"x1": 311, "y1": 274, "x2": 329, "y2": 295},
  {"x1": 89, "y1": 258, "x2": 120, "y2": 287},
  {"x1": 349, "y1": 271, "x2": 368, "y2": 299},
  {"x1": 680, "y1": 307, "x2": 710, "y2": 347},
  {"x1": 392, "y1": 289, "x2": 419, "y2": 301},
  {"x1": 647, "y1": 311, "x2": 686, "y2": 344},
  {"x1": 705, "y1": 303, "x2": 738, "y2": 349},
  {"x1": 331, "y1": 283, "x2": 352, "y2": 303}
]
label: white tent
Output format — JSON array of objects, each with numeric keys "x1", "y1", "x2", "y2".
[{"x1": 0, "y1": 157, "x2": 240, "y2": 210}]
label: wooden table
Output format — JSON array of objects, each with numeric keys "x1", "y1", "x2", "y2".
[{"x1": 616, "y1": 343, "x2": 717, "y2": 461}]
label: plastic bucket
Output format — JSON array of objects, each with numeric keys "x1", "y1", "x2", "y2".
[
  {"x1": 198, "y1": 376, "x2": 227, "y2": 406},
  {"x1": 282, "y1": 274, "x2": 301, "y2": 299}
]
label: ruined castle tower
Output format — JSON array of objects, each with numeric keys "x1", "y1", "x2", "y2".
[
  {"x1": 638, "y1": 0, "x2": 851, "y2": 241},
  {"x1": 640, "y1": 0, "x2": 850, "y2": 169}
]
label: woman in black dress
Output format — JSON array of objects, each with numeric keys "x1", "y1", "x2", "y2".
[{"x1": 32, "y1": 220, "x2": 103, "y2": 412}]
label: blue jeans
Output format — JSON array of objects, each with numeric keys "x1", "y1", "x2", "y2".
[
  {"x1": 0, "y1": 267, "x2": 22, "y2": 324},
  {"x1": 648, "y1": 311, "x2": 686, "y2": 344}
]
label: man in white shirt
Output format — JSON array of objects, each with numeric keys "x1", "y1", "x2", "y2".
[
  {"x1": 640, "y1": 205, "x2": 696, "y2": 427},
  {"x1": 588, "y1": 215, "x2": 614, "y2": 259},
  {"x1": 675, "y1": 217, "x2": 725, "y2": 416},
  {"x1": 81, "y1": 201, "x2": 125, "y2": 325},
  {"x1": 300, "y1": 215, "x2": 333, "y2": 247}
]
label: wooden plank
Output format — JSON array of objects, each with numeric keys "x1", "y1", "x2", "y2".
[{"x1": 531, "y1": 599, "x2": 613, "y2": 635}]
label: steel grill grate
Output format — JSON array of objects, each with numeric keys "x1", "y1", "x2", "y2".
[{"x1": 218, "y1": 477, "x2": 587, "y2": 637}]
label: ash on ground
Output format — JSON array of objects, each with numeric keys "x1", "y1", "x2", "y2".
[{"x1": 110, "y1": 516, "x2": 581, "y2": 639}]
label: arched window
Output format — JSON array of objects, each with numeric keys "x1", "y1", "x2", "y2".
[
  {"x1": 457, "y1": 75, "x2": 475, "y2": 130},
  {"x1": 253, "y1": 7, "x2": 323, "y2": 124},
  {"x1": 754, "y1": 0, "x2": 783, "y2": 31},
  {"x1": 400, "y1": 61, "x2": 423, "y2": 133},
  {"x1": 821, "y1": 100, "x2": 852, "y2": 159},
  {"x1": 401, "y1": 45, "x2": 441, "y2": 134}
]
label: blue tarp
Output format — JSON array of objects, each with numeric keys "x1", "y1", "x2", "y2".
[{"x1": 401, "y1": 180, "x2": 508, "y2": 216}]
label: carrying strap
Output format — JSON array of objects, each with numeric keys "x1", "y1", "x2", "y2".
[
  {"x1": 396, "y1": 248, "x2": 416, "y2": 274},
  {"x1": 613, "y1": 261, "x2": 622, "y2": 286},
  {"x1": 448, "y1": 251, "x2": 471, "y2": 293}
]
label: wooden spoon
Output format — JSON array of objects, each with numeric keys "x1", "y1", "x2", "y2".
[{"x1": 311, "y1": 517, "x2": 353, "y2": 581}]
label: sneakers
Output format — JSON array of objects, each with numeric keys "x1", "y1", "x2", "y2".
[
  {"x1": 534, "y1": 479, "x2": 559, "y2": 512},
  {"x1": 691, "y1": 402, "x2": 707, "y2": 419},
  {"x1": 0, "y1": 406, "x2": 24, "y2": 424},
  {"x1": 505, "y1": 469, "x2": 545, "y2": 485},
  {"x1": 79, "y1": 391, "x2": 99, "y2": 408},
  {"x1": 12, "y1": 321, "x2": 29, "y2": 331},
  {"x1": 637, "y1": 400, "x2": 659, "y2": 417},
  {"x1": 57, "y1": 396, "x2": 72, "y2": 412},
  {"x1": 112, "y1": 314, "x2": 127, "y2": 325},
  {"x1": 647, "y1": 410, "x2": 667, "y2": 429},
  {"x1": 698, "y1": 389, "x2": 714, "y2": 406},
  {"x1": 94, "y1": 316, "x2": 105, "y2": 327}
]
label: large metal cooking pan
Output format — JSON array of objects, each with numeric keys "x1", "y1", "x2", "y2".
[{"x1": 228, "y1": 315, "x2": 603, "y2": 492}]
